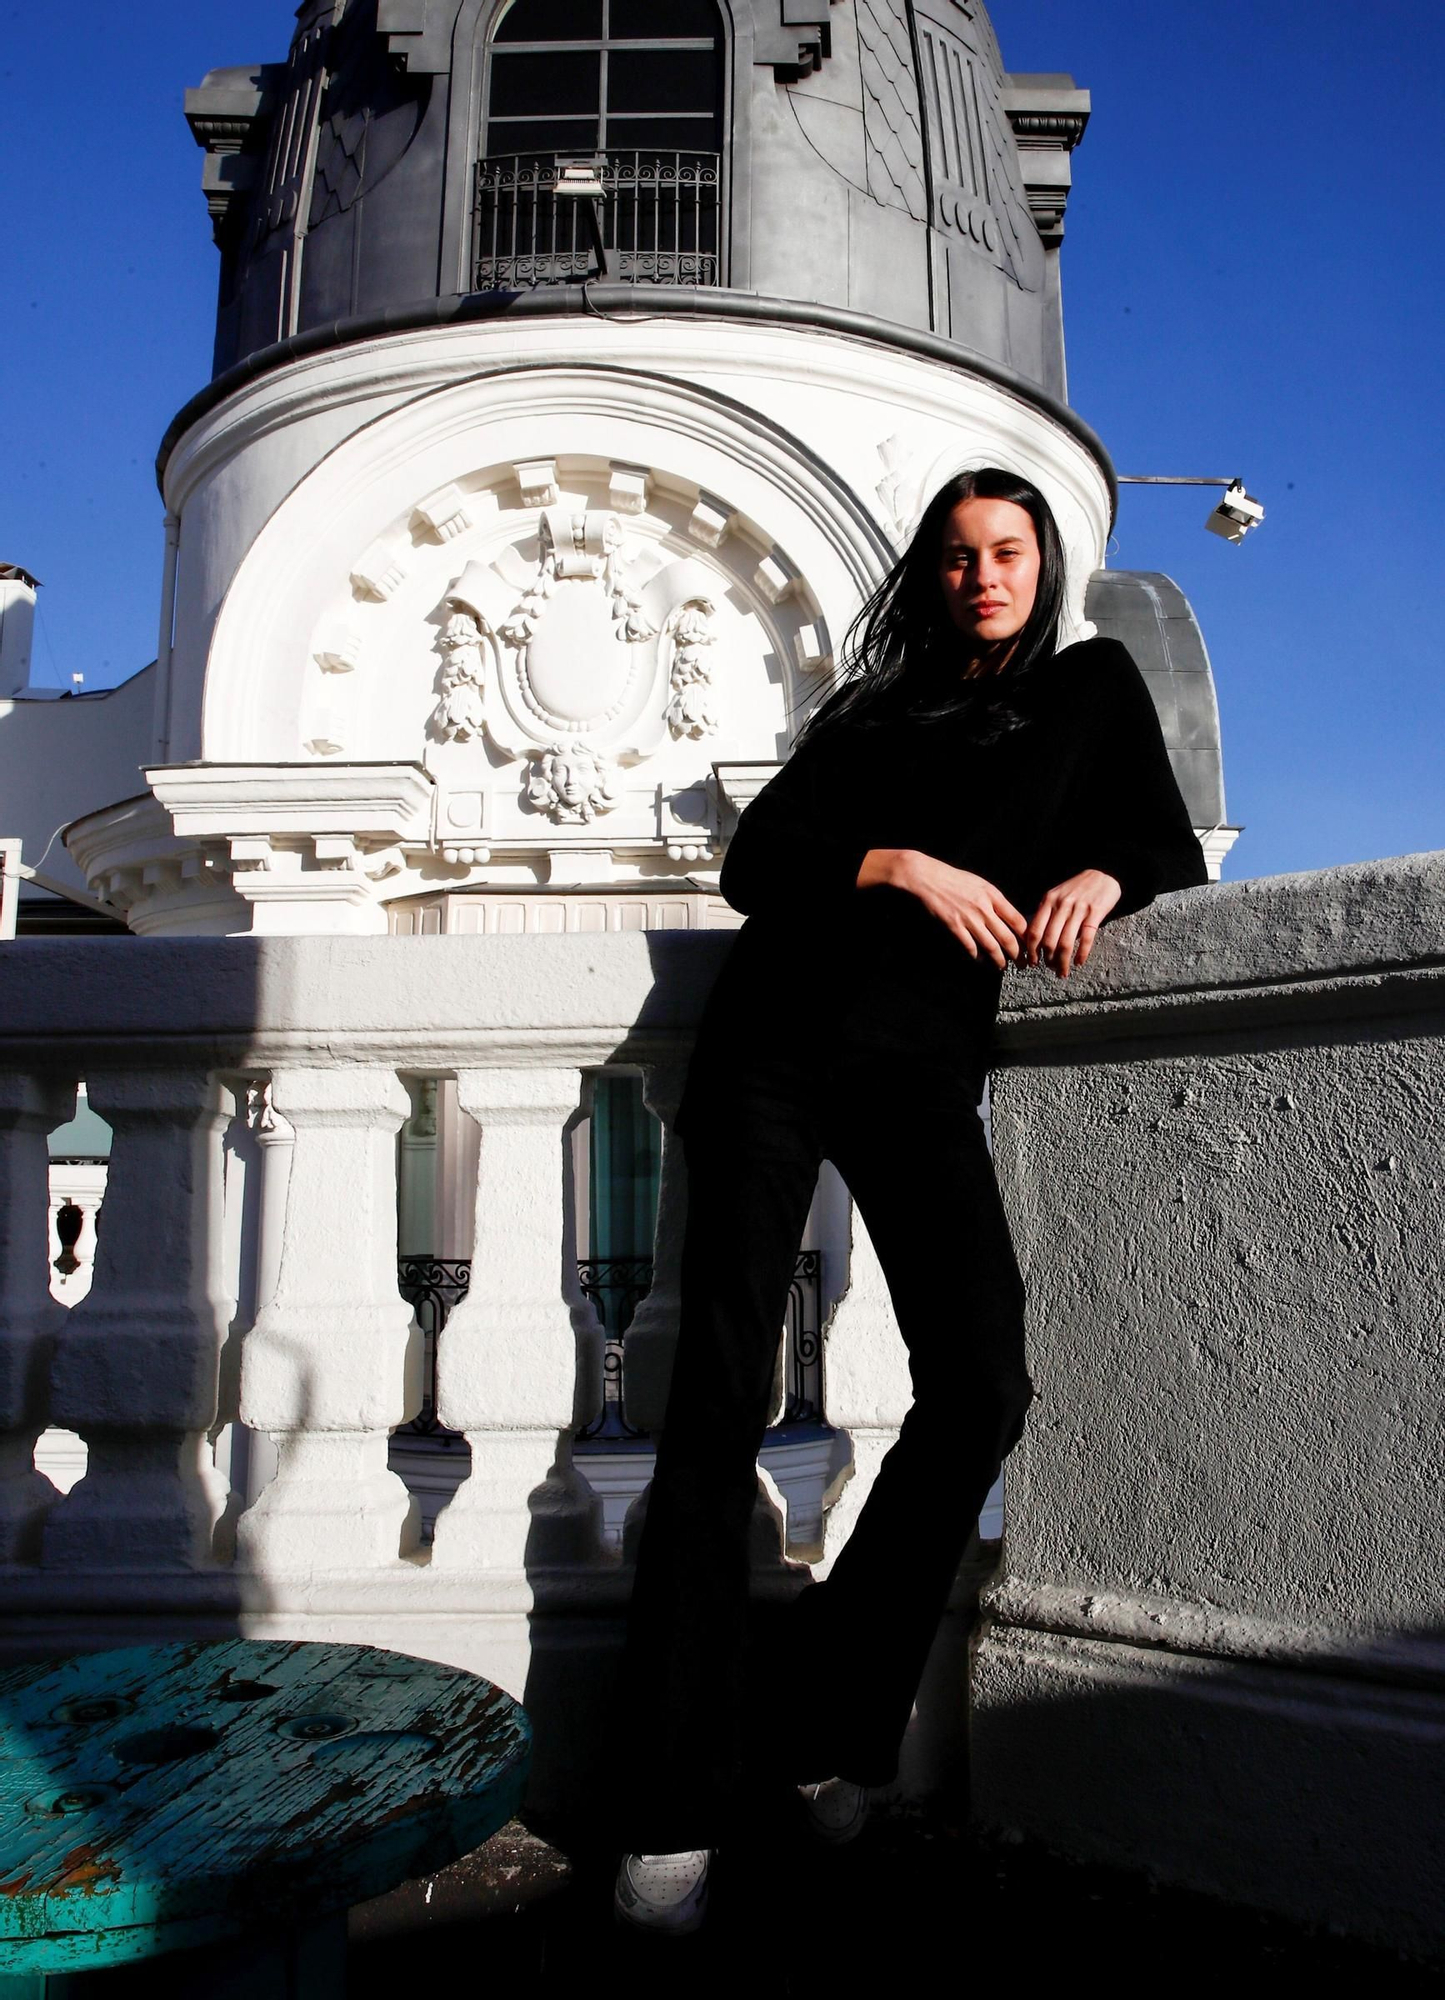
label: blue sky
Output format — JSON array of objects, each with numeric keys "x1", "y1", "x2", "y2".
[{"x1": 2, "y1": 2, "x2": 1440, "y2": 880}]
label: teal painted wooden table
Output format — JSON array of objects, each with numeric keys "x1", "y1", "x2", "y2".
[{"x1": 0, "y1": 1639, "x2": 531, "y2": 1995}]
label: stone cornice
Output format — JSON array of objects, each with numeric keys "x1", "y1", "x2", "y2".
[
  {"x1": 184, "y1": 65, "x2": 282, "y2": 244},
  {"x1": 1002, "y1": 74, "x2": 1091, "y2": 245},
  {"x1": 155, "y1": 288, "x2": 1117, "y2": 511}
]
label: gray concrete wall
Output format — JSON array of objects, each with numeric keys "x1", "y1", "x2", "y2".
[{"x1": 975, "y1": 851, "x2": 1445, "y2": 1960}]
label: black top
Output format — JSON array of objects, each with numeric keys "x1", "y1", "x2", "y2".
[{"x1": 685, "y1": 637, "x2": 1210, "y2": 1097}]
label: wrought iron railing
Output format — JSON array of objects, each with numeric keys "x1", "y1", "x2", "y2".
[
  {"x1": 395, "y1": 1247, "x2": 822, "y2": 1446},
  {"x1": 782, "y1": 1248, "x2": 823, "y2": 1426},
  {"x1": 472, "y1": 150, "x2": 722, "y2": 290},
  {"x1": 575, "y1": 1255, "x2": 654, "y2": 1444},
  {"x1": 395, "y1": 1256, "x2": 471, "y2": 1442}
]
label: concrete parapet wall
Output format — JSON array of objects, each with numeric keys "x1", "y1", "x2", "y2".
[
  {"x1": 976, "y1": 851, "x2": 1445, "y2": 1958},
  {"x1": 3, "y1": 855, "x2": 1443, "y2": 1892}
]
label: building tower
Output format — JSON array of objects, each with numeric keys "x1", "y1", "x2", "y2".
[{"x1": 59, "y1": 0, "x2": 1232, "y2": 937}]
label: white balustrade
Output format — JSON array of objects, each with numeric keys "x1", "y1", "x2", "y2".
[
  {"x1": 429, "y1": 1066, "x2": 605, "y2": 1576},
  {"x1": 0, "y1": 1075, "x2": 74, "y2": 1560},
  {"x1": 814, "y1": 1203, "x2": 912, "y2": 1580},
  {"x1": 235, "y1": 1067, "x2": 422, "y2": 1571},
  {"x1": 0, "y1": 935, "x2": 897, "y2": 1741},
  {"x1": 44, "y1": 1069, "x2": 233, "y2": 1569}
]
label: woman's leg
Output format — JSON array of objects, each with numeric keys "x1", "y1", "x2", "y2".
[
  {"x1": 619, "y1": 1060, "x2": 824, "y2": 1849},
  {"x1": 786, "y1": 1070, "x2": 1033, "y2": 1785}
]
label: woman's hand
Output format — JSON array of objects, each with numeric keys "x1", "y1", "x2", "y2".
[
  {"x1": 857, "y1": 849, "x2": 1026, "y2": 970},
  {"x1": 1023, "y1": 868, "x2": 1122, "y2": 978}
]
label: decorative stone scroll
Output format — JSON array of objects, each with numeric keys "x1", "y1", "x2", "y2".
[
  {"x1": 662, "y1": 597, "x2": 720, "y2": 740},
  {"x1": 300, "y1": 472, "x2": 833, "y2": 874}
]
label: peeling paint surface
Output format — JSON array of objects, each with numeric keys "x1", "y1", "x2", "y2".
[{"x1": 0, "y1": 1639, "x2": 529, "y2": 1975}]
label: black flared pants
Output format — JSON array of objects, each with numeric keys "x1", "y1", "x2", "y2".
[{"x1": 620, "y1": 1044, "x2": 1033, "y2": 1850}]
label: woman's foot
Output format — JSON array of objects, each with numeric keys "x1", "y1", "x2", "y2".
[
  {"x1": 613, "y1": 1849, "x2": 712, "y2": 1935},
  {"x1": 797, "y1": 1777, "x2": 871, "y2": 1846}
]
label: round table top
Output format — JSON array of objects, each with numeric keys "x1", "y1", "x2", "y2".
[{"x1": 0, "y1": 1638, "x2": 530, "y2": 1977}]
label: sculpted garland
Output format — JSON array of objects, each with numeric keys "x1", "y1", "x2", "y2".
[{"x1": 423, "y1": 503, "x2": 725, "y2": 829}]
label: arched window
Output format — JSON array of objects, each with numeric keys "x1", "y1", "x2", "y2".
[{"x1": 475, "y1": 0, "x2": 726, "y2": 288}]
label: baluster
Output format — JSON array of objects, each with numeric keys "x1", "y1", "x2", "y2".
[
  {"x1": 44, "y1": 1070, "x2": 233, "y2": 1570},
  {"x1": 0, "y1": 1075, "x2": 74, "y2": 1561},
  {"x1": 616, "y1": 1063, "x2": 687, "y2": 1434},
  {"x1": 813, "y1": 1201, "x2": 912, "y2": 1579},
  {"x1": 235, "y1": 1068, "x2": 421, "y2": 1570},
  {"x1": 430, "y1": 1068, "x2": 603, "y2": 1576}
]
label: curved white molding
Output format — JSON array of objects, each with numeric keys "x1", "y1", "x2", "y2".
[
  {"x1": 196, "y1": 369, "x2": 890, "y2": 820},
  {"x1": 140, "y1": 321, "x2": 1113, "y2": 926}
]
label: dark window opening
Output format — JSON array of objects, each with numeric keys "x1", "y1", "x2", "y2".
[{"x1": 477, "y1": 0, "x2": 725, "y2": 288}]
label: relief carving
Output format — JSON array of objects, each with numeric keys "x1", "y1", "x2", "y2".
[
  {"x1": 431, "y1": 606, "x2": 490, "y2": 742},
  {"x1": 525, "y1": 742, "x2": 621, "y2": 824},
  {"x1": 662, "y1": 597, "x2": 720, "y2": 740},
  {"x1": 332, "y1": 477, "x2": 822, "y2": 863}
]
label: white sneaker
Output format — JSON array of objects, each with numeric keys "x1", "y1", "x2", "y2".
[
  {"x1": 797, "y1": 1776, "x2": 871, "y2": 1846},
  {"x1": 613, "y1": 1849, "x2": 712, "y2": 1935}
]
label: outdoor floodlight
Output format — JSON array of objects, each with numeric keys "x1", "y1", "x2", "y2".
[
  {"x1": 554, "y1": 157, "x2": 607, "y2": 200},
  {"x1": 1118, "y1": 474, "x2": 1267, "y2": 544},
  {"x1": 553, "y1": 156, "x2": 612, "y2": 281},
  {"x1": 1204, "y1": 481, "x2": 1266, "y2": 544}
]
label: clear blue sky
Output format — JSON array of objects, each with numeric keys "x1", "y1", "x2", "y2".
[{"x1": 2, "y1": 2, "x2": 1440, "y2": 880}]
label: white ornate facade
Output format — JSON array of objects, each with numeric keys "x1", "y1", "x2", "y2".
[{"x1": 64, "y1": 323, "x2": 1111, "y2": 936}]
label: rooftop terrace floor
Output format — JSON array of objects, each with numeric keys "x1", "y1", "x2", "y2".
[{"x1": 343, "y1": 1803, "x2": 1437, "y2": 1992}]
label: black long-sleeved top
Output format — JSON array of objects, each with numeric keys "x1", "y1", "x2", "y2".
[{"x1": 685, "y1": 637, "x2": 1209, "y2": 1096}]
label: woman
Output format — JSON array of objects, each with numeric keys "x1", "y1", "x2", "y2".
[{"x1": 614, "y1": 469, "x2": 1209, "y2": 1934}]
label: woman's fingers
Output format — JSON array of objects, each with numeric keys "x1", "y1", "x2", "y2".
[
  {"x1": 1028, "y1": 874, "x2": 1118, "y2": 978},
  {"x1": 1040, "y1": 897, "x2": 1073, "y2": 963},
  {"x1": 983, "y1": 907, "x2": 1022, "y2": 960},
  {"x1": 964, "y1": 913, "x2": 1004, "y2": 966},
  {"x1": 1040, "y1": 896, "x2": 1084, "y2": 978}
]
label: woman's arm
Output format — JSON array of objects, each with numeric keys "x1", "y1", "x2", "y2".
[
  {"x1": 1024, "y1": 642, "x2": 1209, "y2": 976},
  {"x1": 861, "y1": 849, "x2": 1027, "y2": 969},
  {"x1": 1076, "y1": 641, "x2": 1211, "y2": 916},
  {"x1": 717, "y1": 735, "x2": 871, "y2": 917},
  {"x1": 721, "y1": 742, "x2": 1026, "y2": 967}
]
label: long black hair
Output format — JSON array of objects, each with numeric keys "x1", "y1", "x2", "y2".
[{"x1": 795, "y1": 467, "x2": 1067, "y2": 748}]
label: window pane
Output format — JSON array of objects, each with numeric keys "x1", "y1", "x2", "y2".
[
  {"x1": 589, "y1": 1076, "x2": 659, "y2": 1266},
  {"x1": 606, "y1": 47, "x2": 717, "y2": 114},
  {"x1": 605, "y1": 114, "x2": 720, "y2": 150},
  {"x1": 609, "y1": 0, "x2": 719, "y2": 38},
  {"x1": 489, "y1": 48, "x2": 601, "y2": 120},
  {"x1": 494, "y1": 0, "x2": 603, "y2": 41},
  {"x1": 484, "y1": 118, "x2": 600, "y2": 157}
]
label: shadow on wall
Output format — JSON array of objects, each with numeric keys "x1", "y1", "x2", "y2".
[{"x1": 967, "y1": 1615, "x2": 1445, "y2": 1962}]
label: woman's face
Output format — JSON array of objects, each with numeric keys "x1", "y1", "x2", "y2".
[{"x1": 937, "y1": 496, "x2": 1042, "y2": 647}]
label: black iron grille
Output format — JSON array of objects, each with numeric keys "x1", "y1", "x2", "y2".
[{"x1": 473, "y1": 150, "x2": 722, "y2": 289}]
